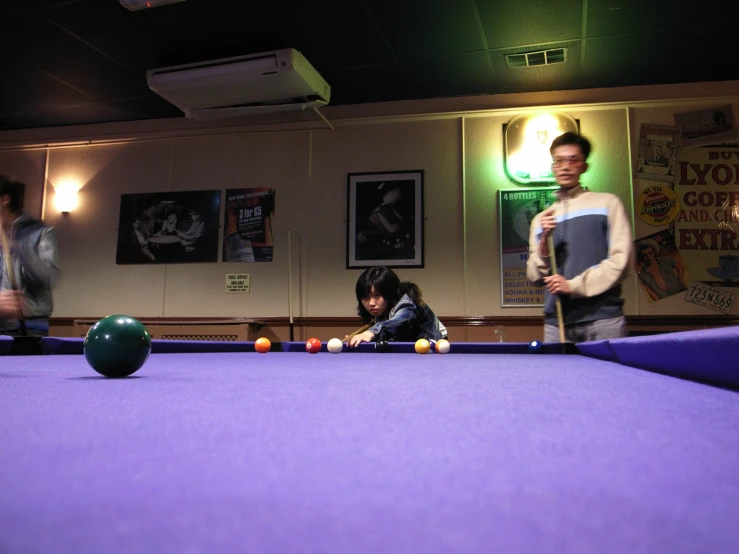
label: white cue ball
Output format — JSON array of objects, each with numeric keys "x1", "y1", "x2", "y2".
[
  {"x1": 435, "y1": 339, "x2": 451, "y2": 354},
  {"x1": 327, "y1": 338, "x2": 343, "y2": 353}
]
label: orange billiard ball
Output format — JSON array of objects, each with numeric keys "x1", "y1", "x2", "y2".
[
  {"x1": 415, "y1": 339, "x2": 431, "y2": 354},
  {"x1": 306, "y1": 337, "x2": 322, "y2": 354},
  {"x1": 255, "y1": 337, "x2": 271, "y2": 353},
  {"x1": 435, "y1": 339, "x2": 451, "y2": 354}
]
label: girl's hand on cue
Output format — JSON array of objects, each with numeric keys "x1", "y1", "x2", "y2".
[{"x1": 348, "y1": 331, "x2": 374, "y2": 347}]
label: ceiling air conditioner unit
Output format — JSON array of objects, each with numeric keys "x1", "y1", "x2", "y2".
[{"x1": 146, "y1": 48, "x2": 331, "y2": 120}]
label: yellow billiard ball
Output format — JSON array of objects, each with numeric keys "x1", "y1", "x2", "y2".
[{"x1": 415, "y1": 339, "x2": 431, "y2": 354}]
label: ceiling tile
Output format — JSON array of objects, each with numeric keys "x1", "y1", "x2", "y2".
[
  {"x1": 364, "y1": 0, "x2": 484, "y2": 59},
  {"x1": 477, "y1": 0, "x2": 583, "y2": 50},
  {"x1": 325, "y1": 51, "x2": 498, "y2": 105},
  {"x1": 587, "y1": 0, "x2": 739, "y2": 37},
  {"x1": 0, "y1": 60, "x2": 98, "y2": 117},
  {"x1": 582, "y1": 27, "x2": 739, "y2": 88}
]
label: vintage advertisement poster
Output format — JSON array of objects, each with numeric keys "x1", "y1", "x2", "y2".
[
  {"x1": 116, "y1": 190, "x2": 220, "y2": 265},
  {"x1": 223, "y1": 188, "x2": 275, "y2": 262},
  {"x1": 635, "y1": 184, "x2": 681, "y2": 227},
  {"x1": 674, "y1": 105, "x2": 738, "y2": 148},
  {"x1": 634, "y1": 124, "x2": 681, "y2": 183},
  {"x1": 634, "y1": 229, "x2": 690, "y2": 303},
  {"x1": 498, "y1": 187, "x2": 558, "y2": 307},
  {"x1": 671, "y1": 146, "x2": 739, "y2": 313}
]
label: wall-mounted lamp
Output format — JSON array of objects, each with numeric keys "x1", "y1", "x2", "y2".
[
  {"x1": 53, "y1": 179, "x2": 81, "y2": 215},
  {"x1": 504, "y1": 113, "x2": 579, "y2": 186}
]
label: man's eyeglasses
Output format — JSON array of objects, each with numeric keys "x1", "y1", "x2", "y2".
[{"x1": 552, "y1": 156, "x2": 584, "y2": 167}]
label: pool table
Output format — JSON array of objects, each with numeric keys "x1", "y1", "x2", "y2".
[{"x1": 1, "y1": 327, "x2": 737, "y2": 553}]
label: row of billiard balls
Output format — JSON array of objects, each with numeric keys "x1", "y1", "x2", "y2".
[
  {"x1": 82, "y1": 315, "x2": 545, "y2": 379},
  {"x1": 254, "y1": 337, "x2": 453, "y2": 354}
]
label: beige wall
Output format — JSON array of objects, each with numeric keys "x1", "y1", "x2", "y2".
[{"x1": 0, "y1": 82, "x2": 737, "y2": 322}]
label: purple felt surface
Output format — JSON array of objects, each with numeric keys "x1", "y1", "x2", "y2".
[
  {"x1": 606, "y1": 326, "x2": 739, "y2": 388},
  {"x1": 1, "y1": 352, "x2": 738, "y2": 554},
  {"x1": 575, "y1": 339, "x2": 620, "y2": 363}
]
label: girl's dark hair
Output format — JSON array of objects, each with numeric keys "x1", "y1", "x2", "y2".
[{"x1": 355, "y1": 266, "x2": 423, "y2": 323}]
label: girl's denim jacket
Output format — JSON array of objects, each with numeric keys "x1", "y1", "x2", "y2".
[{"x1": 368, "y1": 294, "x2": 447, "y2": 342}]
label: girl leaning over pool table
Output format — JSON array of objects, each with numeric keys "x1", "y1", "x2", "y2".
[{"x1": 347, "y1": 266, "x2": 447, "y2": 347}]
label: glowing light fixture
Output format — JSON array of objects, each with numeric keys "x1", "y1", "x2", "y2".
[
  {"x1": 504, "y1": 113, "x2": 579, "y2": 185},
  {"x1": 54, "y1": 179, "x2": 81, "y2": 214}
]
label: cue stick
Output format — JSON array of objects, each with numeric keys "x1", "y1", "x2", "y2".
[
  {"x1": 0, "y1": 221, "x2": 27, "y2": 335},
  {"x1": 341, "y1": 324, "x2": 372, "y2": 343},
  {"x1": 287, "y1": 229, "x2": 294, "y2": 341},
  {"x1": 547, "y1": 234, "x2": 565, "y2": 344}
]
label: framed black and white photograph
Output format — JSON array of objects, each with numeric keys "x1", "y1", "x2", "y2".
[
  {"x1": 347, "y1": 170, "x2": 424, "y2": 269},
  {"x1": 634, "y1": 124, "x2": 681, "y2": 183},
  {"x1": 116, "y1": 190, "x2": 221, "y2": 264},
  {"x1": 674, "y1": 104, "x2": 738, "y2": 148}
]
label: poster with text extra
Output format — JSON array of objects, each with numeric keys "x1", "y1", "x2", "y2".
[
  {"x1": 670, "y1": 146, "x2": 739, "y2": 313},
  {"x1": 499, "y1": 188, "x2": 558, "y2": 307},
  {"x1": 223, "y1": 188, "x2": 275, "y2": 262}
]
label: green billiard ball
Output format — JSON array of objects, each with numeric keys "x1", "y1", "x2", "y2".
[{"x1": 83, "y1": 315, "x2": 152, "y2": 378}]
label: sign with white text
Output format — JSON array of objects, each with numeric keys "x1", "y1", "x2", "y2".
[
  {"x1": 498, "y1": 188, "x2": 558, "y2": 307},
  {"x1": 223, "y1": 188, "x2": 275, "y2": 262}
]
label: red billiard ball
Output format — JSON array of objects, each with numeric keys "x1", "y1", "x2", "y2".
[{"x1": 306, "y1": 337, "x2": 322, "y2": 354}]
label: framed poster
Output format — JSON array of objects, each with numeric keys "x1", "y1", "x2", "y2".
[
  {"x1": 222, "y1": 188, "x2": 276, "y2": 262},
  {"x1": 116, "y1": 190, "x2": 220, "y2": 264},
  {"x1": 346, "y1": 170, "x2": 423, "y2": 269},
  {"x1": 498, "y1": 187, "x2": 558, "y2": 307},
  {"x1": 674, "y1": 105, "x2": 737, "y2": 148},
  {"x1": 634, "y1": 229, "x2": 690, "y2": 303},
  {"x1": 670, "y1": 145, "x2": 739, "y2": 314},
  {"x1": 634, "y1": 124, "x2": 681, "y2": 183}
]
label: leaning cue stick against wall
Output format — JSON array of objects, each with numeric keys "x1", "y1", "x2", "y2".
[
  {"x1": 547, "y1": 234, "x2": 566, "y2": 344},
  {"x1": 287, "y1": 229, "x2": 294, "y2": 341},
  {"x1": 0, "y1": 219, "x2": 28, "y2": 336}
]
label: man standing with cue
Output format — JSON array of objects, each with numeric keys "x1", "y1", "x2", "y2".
[
  {"x1": 526, "y1": 132, "x2": 634, "y2": 343},
  {"x1": 0, "y1": 175, "x2": 60, "y2": 337}
]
